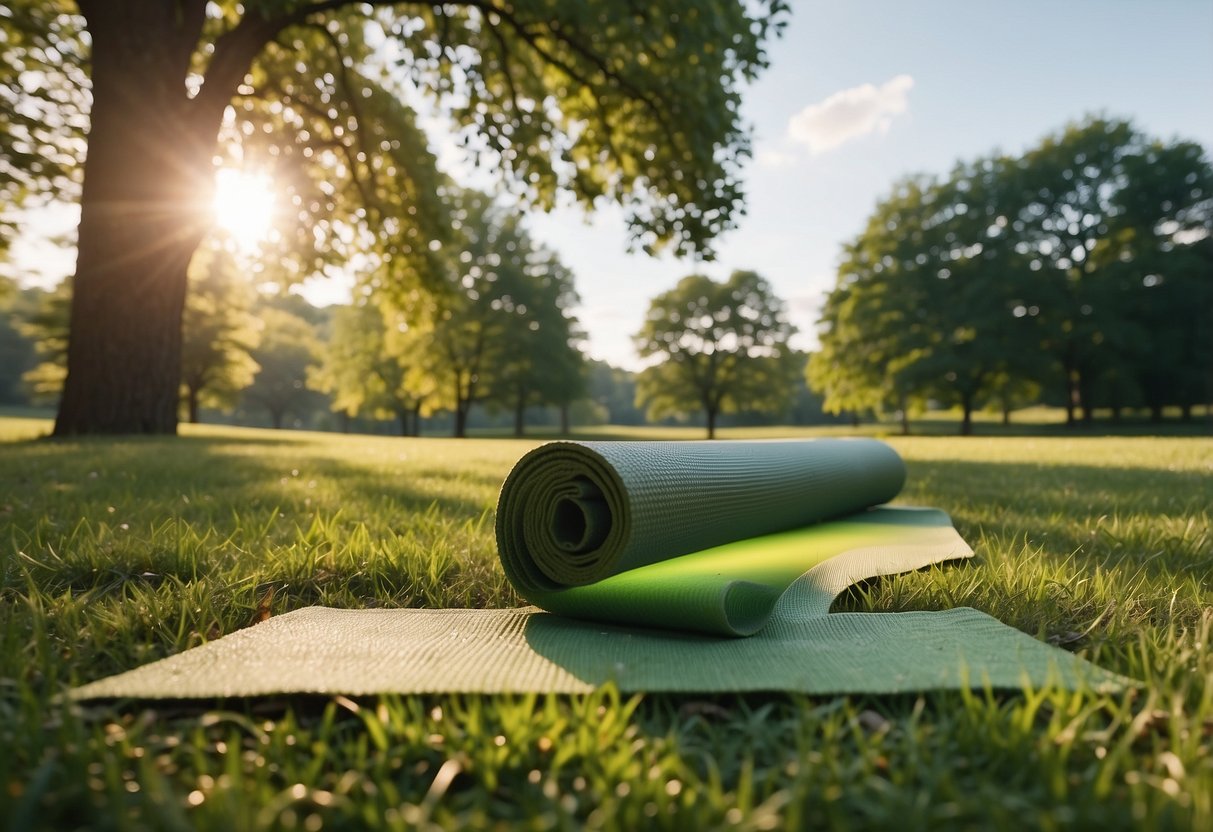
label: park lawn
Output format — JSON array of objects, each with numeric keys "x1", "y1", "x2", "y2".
[{"x1": 1, "y1": 418, "x2": 1210, "y2": 830}]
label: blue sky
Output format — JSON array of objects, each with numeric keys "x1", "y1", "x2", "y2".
[{"x1": 11, "y1": 1, "x2": 1213, "y2": 370}]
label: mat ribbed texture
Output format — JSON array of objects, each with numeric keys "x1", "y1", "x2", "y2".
[{"x1": 71, "y1": 440, "x2": 1127, "y2": 699}]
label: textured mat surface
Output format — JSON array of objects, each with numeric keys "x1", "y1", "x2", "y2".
[{"x1": 72, "y1": 440, "x2": 1125, "y2": 698}]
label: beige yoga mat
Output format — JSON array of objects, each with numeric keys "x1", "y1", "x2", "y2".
[{"x1": 73, "y1": 440, "x2": 1125, "y2": 698}]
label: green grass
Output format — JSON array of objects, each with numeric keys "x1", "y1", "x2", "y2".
[{"x1": 1, "y1": 418, "x2": 1210, "y2": 830}]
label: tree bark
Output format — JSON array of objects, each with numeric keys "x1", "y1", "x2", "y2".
[
  {"x1": 959, "y1": 396, "x2": 973, "y2": 436},
  {"x1": 706, "y1": 406, "x2": 717, "y2": 439}
]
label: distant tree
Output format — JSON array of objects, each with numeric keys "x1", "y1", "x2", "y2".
[
  {"x1": 17, "y1": 279, "x2": 71, "y2": 404},
  {"x1": 1114, "y1": 140, "x2": 1213, "y2": 421},
  {"x1": 806, "y1": 215, "x2": 935, "y2": 436},
  {"x1": 1010, "y1": 117, "x2": 1212, "y2": 423},
  {"x1": 243, "y1": 307, "x2": 321, "y2": 429},
  {"x1": 11, "y1": 258, "x2": 264, "y2": 419},
  {"x1": 1011, "y1": 118, "x2": 1139, "y2": 424},
  {"x1": 539, "y1": 340, "x2": 589, "y2": 436},
  {"x1": 309, "y1": 303, "x2": 434, "y2": 436},
  {"x1": 982, "y1": 373, "x2": 1043, "y2": 425},
  {"x1": 0, "y1": 284, "x2": 44, "y2": 404},
  {"x1": 586, "y1": 360, "x2": 644, "y2": 426},
  {"x1": 778, "y1": 352, "x2": 842, "y2": 426},
  {"x1": 634, "y1": 271, "x2": 798, "y2": 439},
  {"x1": 401, "y1": 192, "x2": 585, "y2": 438},
  {"x1": 812, "y1": 116, "x2": 1212, "y2": 431},
  {"x1": 811, "y1": 163, "x2": 1047, "y2": 435},
  {"x1": 179, "y1": 247, "x2": 261, "y2": 423},
  {"x1": 1, "y1": 1, "x2": 787, "y2": 435},
  {"x1": 485, "y1": 248, "x2": 586, "y2": 436}
]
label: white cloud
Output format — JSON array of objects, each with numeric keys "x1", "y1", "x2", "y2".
[
  {"x1": 755, "y1": 148, "x2": 796, "y2": 168},
  {"x1": 787, "y1": 74, "x2": 915, "y2": 154}
]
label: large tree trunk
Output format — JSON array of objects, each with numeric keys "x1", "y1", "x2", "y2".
[
  {"x1": 55, "y1": 2, "x2": 269, "y2": 435},
  {"x1": 705, "y1": 406, "x2": 717, "y2": 440}
]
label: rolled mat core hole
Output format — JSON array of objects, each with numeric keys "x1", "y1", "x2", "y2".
[{"x1": 551, "y1": 495, "x2": 611, "y2": 553}]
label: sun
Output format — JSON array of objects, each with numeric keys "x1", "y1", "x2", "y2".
[{"x1": 212, "y1": 168, "x2": 276, "y2": 249}]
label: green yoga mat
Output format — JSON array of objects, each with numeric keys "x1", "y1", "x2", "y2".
[
  {"x1": 72, "y1": 440, "x2": 1124, "y2": 699},
  {"x1": 497, "y1": 439, "x2": 907, "y2": 635}
]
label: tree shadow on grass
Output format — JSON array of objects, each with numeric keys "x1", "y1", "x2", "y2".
[
  {"x1": 0, "y1": 433, "x2": 510, "y2": 608},
  {"x1": 4, "y1": 433, "x2": 504, "y2": 519},
  {"x1": 900, "y1": 457, "x2": 1210, "y2": 571},
  {"x1": 857, "y1": 457, "x2": 1213, "y2": 644}
]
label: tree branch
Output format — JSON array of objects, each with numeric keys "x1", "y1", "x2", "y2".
[
  {"x1": 474, "y1": 2, "x2": 680, "y2": 155},
  {"x1": 192, "y1": 0, "x2": 399, "y2": 124},
  {"x1": 306, "y1": 23, "x2": 380, "y2": 219}
]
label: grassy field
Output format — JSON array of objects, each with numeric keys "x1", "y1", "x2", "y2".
[{"x1": 1, "y1": 417, "x2": 1210, "y2": 829}]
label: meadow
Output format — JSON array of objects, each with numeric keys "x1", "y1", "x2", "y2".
[{"x1": 1, "y1": 417, "x2": 1210, "y2": 830}]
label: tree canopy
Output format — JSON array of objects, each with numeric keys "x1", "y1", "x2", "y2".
[
  {"x1": 809, "y1": 116, "x2": 1212, "y2": 433},
  {"x1": 395, "y1": 191, "x2": 585, "y2": 437},
  {"x1": 634, "y1": 270, "x2": 798, "y2": 438},
  {"x1": 0, "y1": 0, "x2": 788, "y2": 435},
  {"x1": 242, "y1": 303, "x2": 323, "y2": 430},
  {"x1": 309, "y1": 302, "x2": 434, "y2": 436}
]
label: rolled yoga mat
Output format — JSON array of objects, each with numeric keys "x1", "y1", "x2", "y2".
[
  {"x1": 497, "y1": 439, "x2": 908, "y2": 635},
  {"x1": 71, "y1": 439, "x2": 1126, "y2": 698}
]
